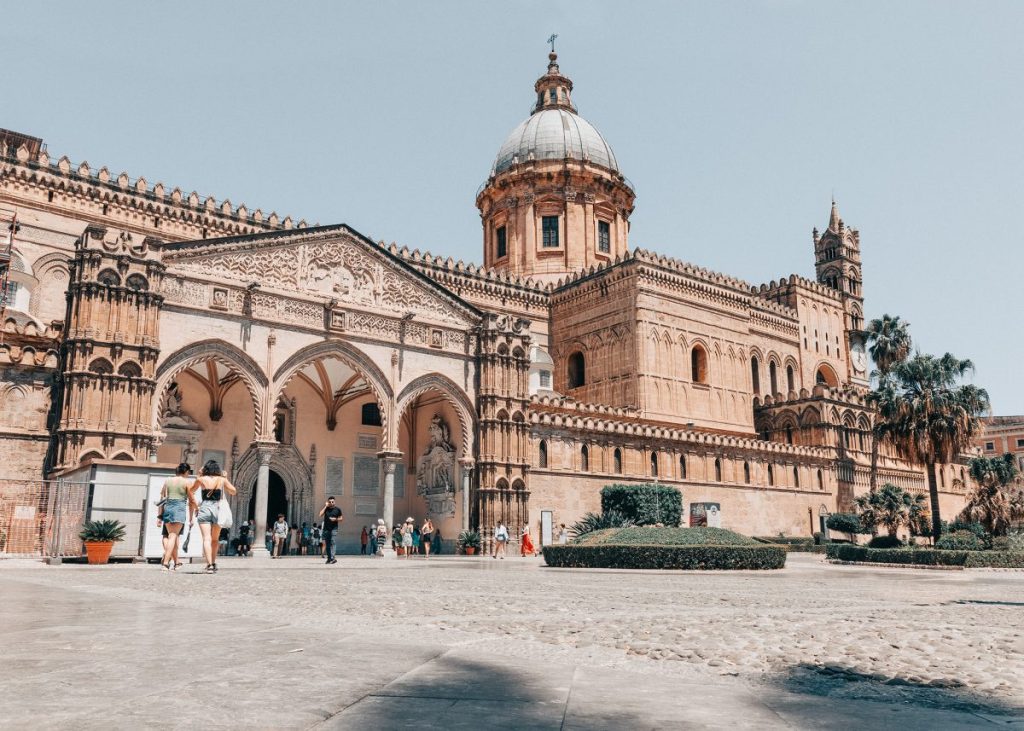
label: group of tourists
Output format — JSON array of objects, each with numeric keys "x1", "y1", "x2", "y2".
[
  {"x1": 383, "y1": 517, "x2": 439, "y2": 558},
  {"x1": 156, "y1": 460, "x2": 237, "y2": 574}
]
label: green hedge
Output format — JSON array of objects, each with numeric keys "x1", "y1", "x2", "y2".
[
  {"x1": 543, "y1": 543, "x2": 786, "y2": 570},
  {"x1": 600, "y1": 484, "x2": 682, "y2": 526},
  {"x1": 580, "y1": 526, "x2": 757, "y2": 547},
  {"x1": 753, "y1": 536, "x2": 814, "y2": 546},
  {"x1": 827, "y1": 544, "x2": 1024, "y2": 568}
]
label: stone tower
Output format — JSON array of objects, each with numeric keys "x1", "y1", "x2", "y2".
[
  {"x1": 814, "y1": 200, "x2": 868, "y2": 385},
  {"x1": 476, "y1": 52, "x2": 635, "y2": 281},
  {"x1": 54, "y1": 225, "x2": 165, "y2": 467}
]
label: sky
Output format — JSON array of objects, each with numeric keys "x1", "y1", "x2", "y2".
[{"x1": 5, "y1": 1, "x2": 1023, "y2": 413}]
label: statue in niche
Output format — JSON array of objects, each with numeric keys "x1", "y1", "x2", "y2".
[
  {"x1": 160, "y1": 382, "x2": 199, "y2": 429},
  {"x1": 416, "y1": 414, "x2": 456, "y2": 518}
]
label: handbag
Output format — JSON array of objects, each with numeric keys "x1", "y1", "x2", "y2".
[{"x1": 217, "y1": 496, "x2": 233, "y2": 529}]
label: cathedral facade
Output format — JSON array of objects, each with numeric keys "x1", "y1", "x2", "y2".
[{"x1": 0, "y1": 54, "x2": 970, "y2": 550}]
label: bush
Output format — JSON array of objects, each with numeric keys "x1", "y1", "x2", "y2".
[
  {"x1": 753, "y1": 536, "x2": 813, "y2": 546},
  {"x1": 992, "y1": 532, "x2": 1024, "y2": 552},
  {"x1": 78, "y1": 519, "x2": 126, "y2": 543},
  {"x1": 826, "y1": 544, "x2": 1024, "y2": 568},
  {"x1": 543, "y1": 543, "x2": 786, "y2": 570},
  {"x1": 600, "y1": 484, "x2": 682, "y2": 526},
  {"x1": 578, "y1": 526, "x2": 757, "y2": 547},
  {"x1": 867, "y1": 535, "x2": 904, "y2": 549},
  {"x1": 826, "y1": 513, "x2": 863, "y2": 535},
  {"x1": 570, "y1": 510, "x2": 634, "y2": 538},
  {"x1": 935, "y1": 530, "x2": 986, "y2": 551},
  {"x1": 457, "y1": 530, "x2": 480, "y2": 550}
]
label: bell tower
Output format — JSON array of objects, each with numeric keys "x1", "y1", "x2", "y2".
[{"x1": 476, "y1": 51, "x2": 635, "y2": 281}]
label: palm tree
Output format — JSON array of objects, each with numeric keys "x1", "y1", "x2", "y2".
[
  {"x1": 870, "y1": 353, "x2": 990, "y2": 539},
  {"x1": 854, "y1": 483, "x2": 925, "y2": 537},
  {"x1": 864, "y1": 315, "x2": 912, "y2": 492},
  {"x1": 960, "y1": 453, "x2": 1020, "y2": 536}
]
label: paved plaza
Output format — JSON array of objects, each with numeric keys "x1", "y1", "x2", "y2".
[{"x1": 2, "y1": 553, "x2": 1023, "y2": 729}]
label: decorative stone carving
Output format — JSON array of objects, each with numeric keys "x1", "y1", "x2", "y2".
[{"x1": 416, "y1": 414, "x2": 456, "y2": 518}]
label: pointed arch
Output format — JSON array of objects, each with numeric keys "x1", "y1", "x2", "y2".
[{"x1": 395, "y1": 372, "x2": 475, "y2": 457}]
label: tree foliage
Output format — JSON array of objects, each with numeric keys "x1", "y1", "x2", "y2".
[
  {"x1": 959, "y1": 453, "x2": 1022, "y2": 537},
  {"x1": 854, "y1": 483, "x2": 927, "y2": 538}
]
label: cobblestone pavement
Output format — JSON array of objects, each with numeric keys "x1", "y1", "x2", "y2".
[{"x1": 2, "y1": 553, "x2": 1022, "y2": 729}]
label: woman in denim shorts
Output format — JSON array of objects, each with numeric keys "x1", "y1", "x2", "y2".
[
  {"x1": 190, "y1": 459, "x2": 238, "y2": 574},
  {"x1": 159, "y1": 462, "x2": 195, "y2": 571}
]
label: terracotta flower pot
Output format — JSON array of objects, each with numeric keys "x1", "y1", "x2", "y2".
[
  {"x1": 465, "y1": 546, "x2": 477, "y2": 555},
  {"x1": 85, "y1": 541, "x2": 114, "y2": 565}
]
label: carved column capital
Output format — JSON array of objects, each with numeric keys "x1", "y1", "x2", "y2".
[
  {"x1": 377, "y1": 450, "x2": 403, "y2": 474},
  {"x1": 254, "y1": 440, "x2": 278, "y2": 466}
]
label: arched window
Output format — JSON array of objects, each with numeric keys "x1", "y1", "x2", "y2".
[
  {"x1": 88, "y1": 357, "x2": 113, "y2": 375},
  {"x1": 568, "y1": 351, "x2": 586, "y2": 388},
  {"x1": 538, "y1": 440, "x2": 548, "y2": 468},
  {"x1": 767, "y1": 464, "x2": 774, "y2": 486},
  {"x1": 786, "y1": 425, "x2": 794, "y2": 445},
  {"x1": 743, "y1": 462, "x2": 751, "y2": 484},
  {"x1": 650, "y1": 451, "x2": 659, "y2": 477},
  {"x1": 786, "y1": 365, "x2": 795, "y2": 393},
  {"x1": 117, "y1": 361, "x2": 142, "y2": 378},
  {"x1": 125, "y1": 273, "x2": 149, "y2": 292},
  {"x1": 751, "y1": 357, "x2": 760, "y2": 394},
  {"x1": 679, "y1": 455, "x2": 687, "y2": 479},
  {"x1": 714, "y1": 458, "x2": 722, "y2": 482},
  {"x1": 361, "y1": 403, "x2": 382, "y2": 426},
  {"x1": 691, "y1": 345, "x2": 708, "y2": 383},
  {"x1": 816, "y1": 366, "x2": 839, "y2": 388},
  {"x1": 613, "y1": 448, "x2": 622, "y2": 474},
  {"x1": 793, "y1": 466, "x2": 800, "y2": 487},
  {"x1": 817, "y1": 469, "x2": 824, "y2": 490},
  {"x1": 769, "y1": 361, "x2": 778, "y2": 395},
  {"x1": 580, "y1": 444, "x2": 589, "y2": 472},
  {"x1": 97, "y1": 269, "x2": 121, "y2": 286}
]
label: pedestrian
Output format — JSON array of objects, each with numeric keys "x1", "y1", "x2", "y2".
[
  {"x1": 265, "y1": 527, "x2": 273, "y2": 553},
  {"x1": 493, "y1": 521, "x2": 509, "y2": 559},
  {"x1": 288, "y1": 523, "x2": 300, "y2": 556},
  {"x1": 157, "y1": 462, "x2": 194, "y2": 571},
  {"x1": 190, "y1": 459, "x2": 238, "y2": 574},
  {"x1": 401, "y1": 519, "x2": 414, "y2": 558},
  {"x1": 392, "y1": 524, "x2": 402, "y2": 552},
  {"x1": 412, "y1": 525, "x2": 421, "y2": 555},
  {"x1": 421, "y1": 518, "x2": 434, "y2": 558},
  {"x1": 319, "y1": 496, "x2": 343, "y2": 564},
  {"x1": 558, "y1": 523, "x2": 569, "y2": 545},
  {"x1": 520, "y1": 526, "x2": 535, "y2": 557},
  {"x1": 360, "y1": 525, "x2": 369, "y2": 555},
  {"x1": 272, "y1": 514, "x2": 289, "y2": 558},
  {"x1": 301, "y1": 522, "x2": 311, "y2": 555},
  {"x1": 369, "y1": 523, "x2": 378, "y2": 555},
  {"x1": 433, "y1": 525, "x2": 443, "y2": 555},
  {"x1": 237, "y1": 520, "x2": 251, "y2": 556},
  {"x1": 218, "y1": 528, "x2": 229, "y2": 556},
  {"x1": 312, "y1": 524, "x2": 322, "y2": 555}
]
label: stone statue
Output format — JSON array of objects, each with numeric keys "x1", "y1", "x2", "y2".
[
  {"x1": 416, "y1": 414, "x2": 456, "y2": 517},
  {"x1": 160, "y1": 382, "x2": 199, "y2": 429}
]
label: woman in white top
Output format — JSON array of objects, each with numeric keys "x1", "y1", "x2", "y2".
[
  {"x1": 401, "y1": 519, "x2": 414, "y2": 559},
  {"x1": 272, "y1": 514, "x2": 289, "y2": 558},
  {"x1": 492, "y1": 521, "x2": 509, "y2": 559},
  {"x1": 189, "y1": 459, "x2": 237, "y2": 574}
]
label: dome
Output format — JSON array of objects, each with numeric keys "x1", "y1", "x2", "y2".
[{"x1": 492, "y1": 108, "x2": 619, "y2": 175}]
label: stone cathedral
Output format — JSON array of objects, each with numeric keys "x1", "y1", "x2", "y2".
[{"x1": 0, "y1": 52, "x2": 970, "y2": 550}]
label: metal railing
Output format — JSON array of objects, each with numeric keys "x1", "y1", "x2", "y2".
[{"x1": 0, "y1": 480, "x2": 89, "y2": 558}]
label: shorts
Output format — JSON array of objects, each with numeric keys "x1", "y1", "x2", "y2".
[
  {"x1": 197, "y1": 500, "x2": 219, "y2": 524},
  {"x1": 161, "y1": 498, "x2": 187, "y2": 524},
  {"x1": 422, "y1": 534, "x2": 431, "y2": 544}
]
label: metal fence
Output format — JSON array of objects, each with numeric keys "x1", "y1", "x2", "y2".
[{"x1": 0, "y1": 480, "x2": 90, "y2": 558}]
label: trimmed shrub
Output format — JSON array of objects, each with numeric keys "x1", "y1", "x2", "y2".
[
  {"x1": 826, "y1": 544, "x2": 1024, "y2": 568},
  {"x1": 578, "y1": 526, "x2": 757, "y2": 547},
  {"x1": 867, "y1": 535, "x2": 904, "y2": 549},
  {"x1": 570, "y1": 510, "x2": 634, "y2": 538},
  {"x1": 826, "y1": 513, "x2": 863, "y2": 535},
  {"x1": 754, "y1": 536, "x2": 814, "y2": 546},
  {"x1": 600, "y1": 484, "x2": 682, "y2": 526},
  {"x1": 543, "y1": 543, "x2": 786, "y2": 570},
  {"x1": 935, "y1": 530, "x2": 986, "y2": 551}
]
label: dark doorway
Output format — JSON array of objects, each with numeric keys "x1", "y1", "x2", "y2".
[{"x1": 249, "y1": 470, "x2": 288, "y2": 525}]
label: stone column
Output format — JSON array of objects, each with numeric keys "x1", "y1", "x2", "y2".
[
  {"x1": 377, "y1": 451, "x2": 402, "y2": 560},
  {"x1": 250, "y1": 441, "x2": 277, "y2": 559},
  {"x1": 458, "y1": 457, "x2": 475, "y2": 532}
]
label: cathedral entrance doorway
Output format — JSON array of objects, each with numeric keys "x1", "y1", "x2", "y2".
[{"x1": 249, "y1": 470, "x2": 288, "y2": 527}]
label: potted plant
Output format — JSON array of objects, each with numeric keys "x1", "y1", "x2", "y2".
[
  {"x1": 458, "y1": 530, "x2": 480, "y2": 555},
  {"x1": 79, "y1": 519, "x2": 127, "y2": 564}
]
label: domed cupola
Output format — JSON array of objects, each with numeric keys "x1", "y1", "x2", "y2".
[{"x1": 477, "y1": 50, "x2": 635, "y2": 281}]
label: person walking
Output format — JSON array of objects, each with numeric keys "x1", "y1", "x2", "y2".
[
  {"x1": 558, "y1": 523, "x2": 569, "y2": 545},
  {"x1": 391, "y1": 524, "x2": 402, "y2": 553},
  {"x1": 412, "y1": 526, "x2": 421, "y2": 556},
  {"x1": 300, "y1": 522, "x2": 311, "y2": 555},
  {"x1": 520, "y1": 526, "x2": 536, "y2": 557},
  {"x1": 311, "y1": 524, "x2": 322, "y2": 556},
  {"x1": 433, "y1": 525, "x2": 443, "y2": 555},
  {"x1": 493, "y1": 521, "x2": 509, "y2": 559},
  {"x1": 421, "y1": 518, "x2": 434, "y2": 558},
  {"x1": 368, "y1": 523, "x2": 378, "y2": 556},
  {"x1": 158, "y1": 462, "x2": 194, "y2": 571},
  {"x1": 237, "y1": 520, "x2": 251, "y2": 556},
  {"x1": 360, "y1": 526, "x2": 369, "y2": 555},
  {"x1": 272, "y1": 514, "x2": 289, "y2": 558},
  {"x1": 319, "y1": 496, "x2": 343, "y2": 564},
  {"x1": 190, "y1": 459, "x2": 237, "y2": 574},
  {"x1": 288, "y1": 523, "x2": 300, "y2": 556},
  {"x1": 375, "y1": 519, "x2": 388, "y2": 556},
  {"x1": 401, "y1": 519, "x2": 414, "y2": 558}
]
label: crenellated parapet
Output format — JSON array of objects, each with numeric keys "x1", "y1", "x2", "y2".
[{"x1": 0, "y1": 140, "x2": 309, "y2": 243}]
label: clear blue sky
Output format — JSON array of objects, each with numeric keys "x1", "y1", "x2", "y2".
[{"x1": 7, "y1": 1, "x2": 1022, "y2": 413}]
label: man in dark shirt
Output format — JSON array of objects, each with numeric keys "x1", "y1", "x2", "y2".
[{"x1": 318, "y1": 496, "x2": 343, "y2": 564}]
